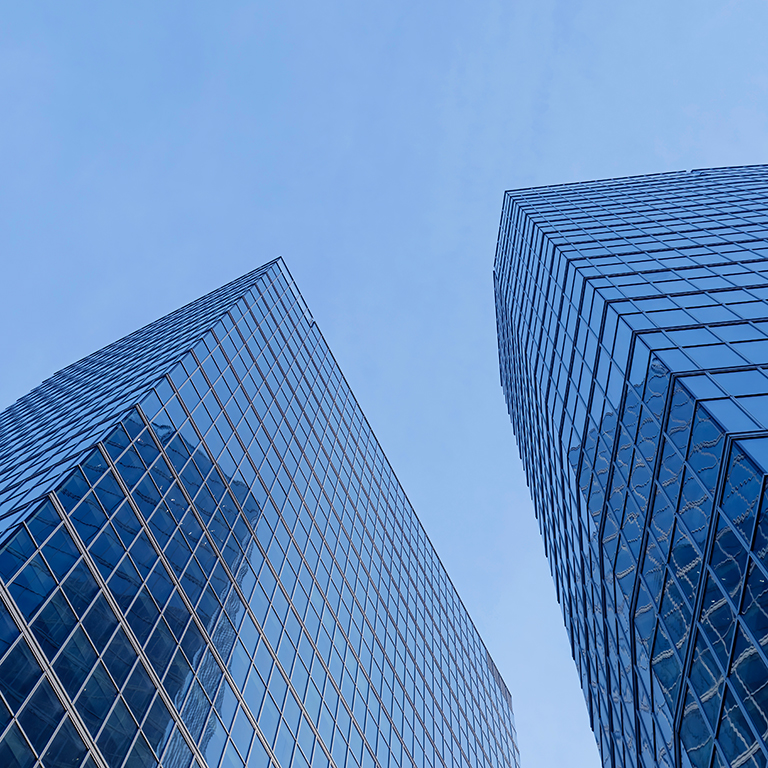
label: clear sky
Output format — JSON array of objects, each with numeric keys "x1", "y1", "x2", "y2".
[{"x1": 2, "y1": 2, "x2": 768, "y2": 767}]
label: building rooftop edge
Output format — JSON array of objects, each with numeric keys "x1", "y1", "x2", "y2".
[{"x1": 501, "y1": 162, "x2": 768, "y2": 199}]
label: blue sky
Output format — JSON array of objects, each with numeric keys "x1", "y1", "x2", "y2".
[{"x1": 2, "y1": 2, "x2": 768, "y2": 766}]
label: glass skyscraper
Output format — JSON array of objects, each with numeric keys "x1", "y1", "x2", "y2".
[
  {"x1": 0, "y1": 259, "x2": 519, "y2": 768},
  {"x1": 495, "y1": 165, "x2": 768, "y2": 768}
]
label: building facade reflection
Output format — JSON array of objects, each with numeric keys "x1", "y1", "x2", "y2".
[
  {"x1": 496, "y1": 165, "x2": 768, "y2": 768},
  {"x1": 0, "y1": 259, "x2": 520, "y2": 768}
]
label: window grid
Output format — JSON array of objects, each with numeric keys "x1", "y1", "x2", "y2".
[
  {"x1": 0, "y1": 259, "x2": 519, "y2": 768},
  {"x1": 496, "y1": 164, "x2": 768, "y2": 768}
]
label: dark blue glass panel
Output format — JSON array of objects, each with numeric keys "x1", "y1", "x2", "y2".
[
  {"x1": 197, "y1": 587, "x2": 221, "y2": 632},
  {"x1": 199, "y1": 651, "x2": 223, "y2": 700},
  {"x1": 721, "y1": 446, "x2": 761, "y2": 542},
  {"x1": 128, "y1": 589, "x2": 159, "y2": 646},
  {"x1": 109, "y1": 557, "x2": 143, "y2": 613},
  {"x1": 742, "y1": 560, "x2": 768, "y2": 647},
  {"x1": 219, "y1": 493, "x2": 239, "y2": 528},
  {"x1": 132, "y1": 477, "x2": 161, "y2": 519},
  {"x1": 194, "y1": 486, "x2": 216, "y2": 521},
  {"x1": 43, "y1": 716, "x2": 88, "y2": 768},
  {"x1": 63, "y1": 560, "x2": 99, "y2": 614},
  {"x1": 54, "y1": 628, "x2": 97, "y2": 698},
  {"x1": 148, "y1": 506, "x2": 175, "y2": 549},
  {"x1": 104, "y1": 425, "x2": 131, "y2": 461},
  {"x1": 95, "y1": 473, "x2": 125, "y2": 516},
  {"x1": 718, "y1": 685, "x2": 762, "y2": 767},
  {"x1": 180, "y1": 560, "x2": 205, "y2": 606},
  {"x1": 116, "y1": 448, "x2": 146, "y2": 491},
  {"x1": 167, "y1": 436, "x2": 192, "y2": 475},
  {"x1": 83, "y1": 595, "x2": 118, "y2": 652},
  {"x1": 76, "y1": 662, "x2": 118, "y2": 735},
  {"x1": 145, "y1": 619, "x2": 175, "y2": 676},
  {"x1": 135, "y1": 430, "x2": 160, "y2": 468},
  {"x1": 180, "y1": 512, "x2": 203, "y2": 550},
  {"x1": 194, "y1": 538, "x2": 217, "y2": 575},
  {"x1": 18, "y1": 678, "x2": 64, "y2": 753},
  {"x1": 181, "y1": 680, "x2": 210, "y2": 741},
  {"x1": 113, "y1": 502, "x2": 142, "y2": 548},
  {"x1": 0, "y1": 527, "x2": 36, "y2": 582},
  {"x1": 0, "y1": 639, "x2": 42, "y2": 710},
  {"x1": 56, "y1": 470, "x2": 90, "y2": 513},
  {"x1": 104, "y1": 628, "x2": 137, "y2": 688},
  {"x1": 9, "y1": 555, "x2": 56, "y2": 620},
  {"x1": 688, "y1": 631, "x2": 723, "y2": 728},
  {"x1": 150, "y1": 457, "x2": 174, "y2": 497},
  {"x1": 193, "y1": 447, "x2": 214, "y2": 482},
  {"x1": 165, "y1": 484, "x2": 188, "y2": 523},
  {"x1": 124, "y1": 733, "x2": 157, "y2": 768},
  {"x1": 164, "y1": 649, "x2": 193, "y2": 709},
  {"x1": 97, "y1": 698, "x2": 137, "y2": 768},
  {"x1": 209, "y1": 562, "x2": 229, "y2": 601},
  {"x1": 729, "y1": 626, "x2": 768, "y2": 739},
  {"x1": 124, "y1": 663, "x2": 156, "y2": 722},
  {"x1": 70, "y1": 493, "x2": 108, "y2": 545},
  {"x1": 31, "y1": 590, "x2": 77, "y2": 660},
  {"x1": 215, "y1": 679, "x2": 237, "y2": 729},
  {"x1": 144, "y1": 565, "x2": 172, "y2": 613},
  {"x1": 143, "y1": 697, "x2": 174, "y2": 756},
  {"x1": 0, "y1": 723, "x2": 35, "y2": 768},
  {"x1": 43, "y1": 527, "x2": 80, "y2": 581},
  {"x1": 212, "y1": 615, "x2": 236, "y2": 662},
  {"x1": 208, "y1": 471, "x2": 227, "y2": 505},
  {"x1": 0, "y1": 696, "x2": 10, "y2": 734},
  {"x1": 130, "y1": 532, "x2": 158, "y2": 579},
  {"x1": 700, "y1": 575, "x2": 735, "y2": 668},
  {"x1": 91, "y1": 524, "x2": 125, "y2": 579},
  {"x1": 165, "y1": 531, "x2": 192, "y2": 577},
  {"x1": 82, "y1": 448, "x2": 109, "y2": 485},
  {"x1": 164, "y1": 591, "x2": 190, "y2": 640},
  {"x1": 222, "y1": 537, "x2": 244, "y2": 575},
  {"x1": 232, "y1": 517, "x2": 250, "y2": 550},
  {"x1": 123, "y1": 410, "x2": 145, "y2": 441},
  {"x1": 181, "y1": 622, "x2": 205, "y2": 669},
  {"x1": 687, "y1": 407, "x2": 724, "y2": 495},
  {"x1": 26, "y1": 500, "x2": 60, "y2": 546},
  {"x1": 710, "y1": 517, "x2": 748, "y2": 600},
  {"x1": 0, "y1": 602, "x2": 19, "y2": 656}
]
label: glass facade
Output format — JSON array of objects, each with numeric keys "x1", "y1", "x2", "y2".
[
  {"x1": 495, "y1": 164, "x2": 768, "y2": 768},
  {"x1": 0, "y1": 259, "x2": 519, "y2": 768}
]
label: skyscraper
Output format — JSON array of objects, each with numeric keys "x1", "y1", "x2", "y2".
[
  {"x1": 495, "y1": 165, "x2": 768, "y2": 768},
  {"x1": 0, "y1": 259, "x2": 520, "y2": 768}
]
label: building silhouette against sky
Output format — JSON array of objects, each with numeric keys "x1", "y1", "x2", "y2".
[
  {"x1": 495, "y1": 165, "x2": 768, "y2": 768},
  {"x1": 0, "y1": 259, "x2": 520, "y2": 768}
]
